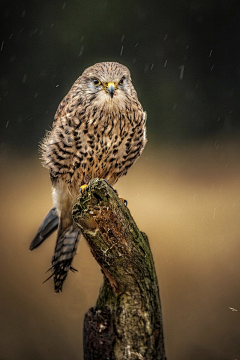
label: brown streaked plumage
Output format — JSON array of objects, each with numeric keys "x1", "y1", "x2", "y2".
[{"x1": 30, "y1": 62, "x2": 147, "y2": 292}]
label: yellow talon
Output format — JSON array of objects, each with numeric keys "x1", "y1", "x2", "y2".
[
  {"x1": 120, "y1": 198, "x2": 128, "y2": 206},
  {"x1": 80, "y1": 184, "x2": 88, "y2": 194}
]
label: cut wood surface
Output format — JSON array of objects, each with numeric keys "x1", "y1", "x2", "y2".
[{"x1": 72, "y1": 178, "x2": 166, "y2": 360}]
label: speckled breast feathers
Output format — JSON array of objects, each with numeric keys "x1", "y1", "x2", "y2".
[{"x1": 41, "y1": 62, "x2": 147, "y2": 199}]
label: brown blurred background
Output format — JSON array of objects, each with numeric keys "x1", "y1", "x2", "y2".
[{"x1": 1, "y1": 1, "x2": 240, "y2": 359}]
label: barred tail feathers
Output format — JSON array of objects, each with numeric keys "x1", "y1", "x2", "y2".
[{"x1": 50, "y1": 224, "x2": 81, "y2": 292}]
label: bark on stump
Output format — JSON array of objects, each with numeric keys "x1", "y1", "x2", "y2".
[{"x1": 72, "y1": 178, "x2": 166, "y2": 360}]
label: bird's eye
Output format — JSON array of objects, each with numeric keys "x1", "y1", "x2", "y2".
[
  {"x1": 92, "y1": 78, "x2": 101, "y2": 86},
  {"x1": 119, "y1": 76, "x2": 125, "y2": 85}
]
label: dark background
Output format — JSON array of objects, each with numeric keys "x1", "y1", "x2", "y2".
[
  {"x1": 1, "y1": 1, "x2": 240, "y2": 359},
  {"x1": 1, "y1": 0, "x2": 240, "y2": 152}
]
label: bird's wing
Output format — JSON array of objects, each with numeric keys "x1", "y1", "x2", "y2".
[{"x1": 30, "y1": 207, "x2": 59, "y2": 250}]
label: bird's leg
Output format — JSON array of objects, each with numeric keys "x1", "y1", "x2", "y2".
[{"x1": 79, "y1": 175, "x2": 91, "y2": 194}]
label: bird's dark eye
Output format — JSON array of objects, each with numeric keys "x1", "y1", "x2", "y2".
[
  {"x1": 119, "y1": 76, "x2": 125, "y2": 85},
  {"x1": 92, "y1": 78, "x2": 101, "y2": 86}
]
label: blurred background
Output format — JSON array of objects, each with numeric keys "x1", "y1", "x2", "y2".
[{"x1": 1, "y1": 0, "x2": 240, "y2": 359}]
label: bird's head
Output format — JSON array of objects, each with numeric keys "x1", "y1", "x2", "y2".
[{"x1": 75, "y1": 62, "x2": 138, "y2": 109}]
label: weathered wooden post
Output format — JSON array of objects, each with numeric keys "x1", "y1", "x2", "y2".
[{"x1": 73, "y1": 178, "x2": 167, "y2": 360}]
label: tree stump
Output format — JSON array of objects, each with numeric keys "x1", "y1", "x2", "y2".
[{"x1": 72, "y1": 178, "x2": 167, "y2": 360}]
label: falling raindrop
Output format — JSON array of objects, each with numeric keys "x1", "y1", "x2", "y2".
[
  {"x1": 179, "y1": 65, "x2": 184, "y2": 80},
  {"x1": 229, "y1": 307, "x2": 238, "y2": 312},
  {"x1": 78, "y1": 46, "x2": 84, "y2": 57}
]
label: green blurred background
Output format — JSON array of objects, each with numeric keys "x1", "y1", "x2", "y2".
[{"x1": 1, "y1": 0, "x2": 240, "y2": 359}]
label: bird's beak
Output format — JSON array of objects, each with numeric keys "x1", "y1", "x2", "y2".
[{"x1": 106, "y1": 82, "x2": 116, "y2": 98}]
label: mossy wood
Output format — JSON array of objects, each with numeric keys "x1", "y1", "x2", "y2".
[{"x1": 72, "y1": 178, "x2": 166, "y2": 360}]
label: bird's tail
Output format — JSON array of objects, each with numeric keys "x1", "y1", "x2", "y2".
[
  {"x1": 30, "y1": 208, "x2": 81, "y2": 292},
  {"x1": 48, "y1": 224, "x2": 81, "y2": 292}
]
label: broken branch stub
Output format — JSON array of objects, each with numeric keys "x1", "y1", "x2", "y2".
[{"x1": 72, "y1": 178, "x2": 166, "y2": 360}]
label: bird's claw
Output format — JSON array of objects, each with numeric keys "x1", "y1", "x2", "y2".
[
  {"x1": 80, "y1": 184, "x2": 88, "y2": 194},
  {"x1": 120, "y1": 198, "x2": 128, "y2": 207}
]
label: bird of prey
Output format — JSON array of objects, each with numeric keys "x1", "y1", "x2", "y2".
[{"x1": 30, "y1": 62, "x2": 147, "y2": 292}]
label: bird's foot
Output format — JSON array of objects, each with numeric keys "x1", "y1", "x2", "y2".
[
  {"x1": 80, "y1": 180, "x2": 127, "y2": 206},
  {"x1": 80, "y1": 184, "x2": 88, "y2": 194},
  {"x1": 120, "y1": 198, "x2": 128, "y2": 206}
]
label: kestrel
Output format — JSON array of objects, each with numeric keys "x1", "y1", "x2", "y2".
[{"x1": 30, "y1": 62, "x2": 147, "y2": 292}]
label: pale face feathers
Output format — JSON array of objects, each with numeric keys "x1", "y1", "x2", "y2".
[{"x1": 72, "y1": 62, "x2": 138, "y2": 111}]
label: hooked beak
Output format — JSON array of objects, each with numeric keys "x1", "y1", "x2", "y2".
[{"x1": 106, "y1": 82, "x2": 116, "y2": 98}]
